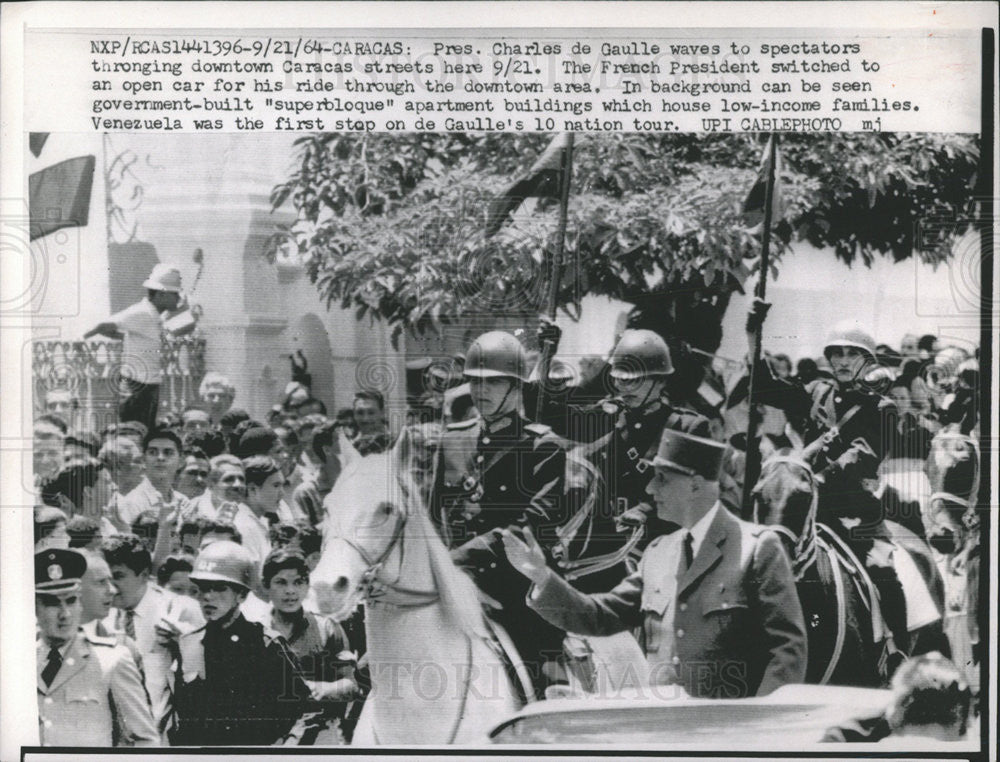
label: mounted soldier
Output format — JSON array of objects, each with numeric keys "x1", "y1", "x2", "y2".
[
  {"x1": 530, "y1": 322, "x2": 712, "y2": 593},
  {"x1": 430, "y1": 330, "x2": 567, "y2": 700}
]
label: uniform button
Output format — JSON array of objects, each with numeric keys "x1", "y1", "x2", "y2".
[
  {"x1": 44, "y1": 697, "x2": 53, "y2": 704},
  {"x1": 634, "y1": 422, "x2": 642, "y2": 429},
  {"x1": 499, "y1": 485, "x2": 507, "y2": 492},
  {"x1": 676, "y1": 629, "x2": 685, "y2": 639},
  {"x1": 65, "y1": 658, "x2": 75, "y2": 666},
  {"x1": 671, "y1": 656, "x2": 680, "y2": 665},
  {"x1": 476, "y1": 455, "x2": 484, "y2": 463},
  {"x1": 679, "y1": 603, "x2": 687, "y2": 612},
  {"x1": 482, "y1": 437, "x2": 491, "y2": 445},
  {"x1": 43, "y1": 719, "x2": 53, "y2": 728},
  {"x1": 721, "y1": 602, "x2": 729, "y2": 609},
  {"x1": 231, "y1": 635, "x2": 239, "y2": 642},
  {"x1": 489, "y1": 562, "x2": 497, "y2": 569},
  {"x1": 834, "y1": 395, "x2": 842, "y2": 403}
]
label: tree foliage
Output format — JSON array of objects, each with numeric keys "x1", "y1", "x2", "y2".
[{"x1": 267, "y1": 132, "x2": 979, "y2": 351}]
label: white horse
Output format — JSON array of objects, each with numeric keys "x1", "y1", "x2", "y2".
[{"x1": 310, "y1": 432, "x2": 521, "y2": 744}]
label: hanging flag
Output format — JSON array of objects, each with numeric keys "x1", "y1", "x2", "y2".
[
  {"x1": 29, "y1": 132, "x2": 50, "y2": 158},
  {"x1": 485, "y1": 133, "x2": 571, "y2": 237},
  {"x1": 741, "y1": 135, "x2": 783, "y2": 229},
  {"x1": 29, "y1": 155, "x2": 96, "y2": 240}
]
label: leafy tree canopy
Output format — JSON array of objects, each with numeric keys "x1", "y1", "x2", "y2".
[{"x1": 267, "y1": 132, "x2": 979, "y2": 351}]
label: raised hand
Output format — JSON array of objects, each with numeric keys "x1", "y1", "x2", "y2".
[{"x1": 500, "y1": 526, "x2": 550, "y2": 586}]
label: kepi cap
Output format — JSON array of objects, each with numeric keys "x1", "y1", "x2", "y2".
[
  {"x1": 650, "y1": 429, "x2": 726, "y2": 480},
  {"x1": 35, "y1": 548, "x2": 87, "y2": 594}
]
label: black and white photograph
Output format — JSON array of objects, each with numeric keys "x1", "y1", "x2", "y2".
[{"x1": 1, "y1": 3, "x2": 995, "y2": 757}]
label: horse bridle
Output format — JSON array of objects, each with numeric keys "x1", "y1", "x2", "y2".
[{"x1": 335, "y1": 511, "x2": 439, "y2": 608}]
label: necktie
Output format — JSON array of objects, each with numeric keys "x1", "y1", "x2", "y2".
[
  {"x1": 41, "y1": 647, "x2": 62, "y2": 687},
  {"x1": 123, "y1": 608, "x2": 136, "y2": 640},
  {"x1": 682, "y1": 531, "x2": 694, "y2": 571}
]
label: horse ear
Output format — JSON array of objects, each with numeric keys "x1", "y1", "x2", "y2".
[{"x1": 338, "y1": 427, "x2": 360, "y2": 468}]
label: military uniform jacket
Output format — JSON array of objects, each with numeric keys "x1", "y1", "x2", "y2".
[
  {"x1": 37, "y1": 630, "x2": 159, "y2": 747},
  {"x1": 171, "y1": 614, "x2": 312, "y2": 746},
  {"x1": 432, "y1": 412, "x2": 566, "y2": 607},
  {"x1": 529, "y1": 506, "x2": 807, "y2": 698}
]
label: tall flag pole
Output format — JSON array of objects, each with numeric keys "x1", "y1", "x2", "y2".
[
  {"x1": 741, "y1": 133, "x2": 781, "y2": 511},
  {"x1": 536, "y1": 133, "x2": 575, "y2": 421}
]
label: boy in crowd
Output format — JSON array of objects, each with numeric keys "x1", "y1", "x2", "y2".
[
  {"x1": 157, "y1": 554, "x2": 199, "y2": 599},
  {"x1": 262, "y1": 548, "x2": 360, "y2": 743},
  {"x1": 117, "y1": 428, "x2": 189, "y2": 531},
  {"x1": 171, "y1": 541, "x2": 314, "y2": 746}
]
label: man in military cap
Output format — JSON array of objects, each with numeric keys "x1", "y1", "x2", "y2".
[
  {"x1": 170, "y1": 540, "x2": 315, "y2": 746},
  {"x1": 502, "y1": 428, "x2": 807, "y2": 699},
  {"x1": 35, "y1": 547, "x2": 159, "y2": 747},
  {"x1": 532, "y1": 323, "x2": 712, "y2": 592},
  {"x1": 431, "y1": 329, "x2": 567, "y2": 700}
]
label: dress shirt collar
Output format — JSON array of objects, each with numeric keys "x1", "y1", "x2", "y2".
[{"x1": 686, "y1": 501, "x2": 722, "y2": 558}]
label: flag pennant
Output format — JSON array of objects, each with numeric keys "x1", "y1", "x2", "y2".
[
  {"x1": 29, "y1": 155, "x2": 96, "y2": 240},
  {"x1": 741, "y1": 136, "x2": 783, "y2": 229},
  {"x1": 485, "y1": 133, "x2": 571, "y2": 237}
]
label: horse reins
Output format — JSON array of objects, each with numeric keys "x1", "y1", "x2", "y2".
[{"x1": 335, "y1": 513, "x2": 440, "y2": 609}]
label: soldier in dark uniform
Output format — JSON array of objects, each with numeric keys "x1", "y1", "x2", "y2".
[
  {"x1": 431, "y1": 330, "x2": 567, "y2": 700},
  {"x1": 170, "y1": 540, "x2": 314, "y2": 746},
  {"x1": 743, "y1": 304, "x2": 910, "y2": 656},
  {"x1": 531, "y1": 324, "x2": 712, "y2": 593}
]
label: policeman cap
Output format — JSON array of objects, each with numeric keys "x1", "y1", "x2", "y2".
[
  {"x1": 650, "y1": 429, "x2": 726, "y2": 480},
  {"x1": 190, "y1": 540, "x2": 254, "y2": 590},
  {"x1": 35, "y1": 548, "x2": 86, "y2": 594},
  {"x1": 463, "y1": 331, "x2": 528, "y2": 383},
  {"x1": 609, "y1": 330, "x2": 674, "y2": 380}
]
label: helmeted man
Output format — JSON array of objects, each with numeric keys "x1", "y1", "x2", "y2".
[
  {"x1": 171, "y1": 541, "x2": 313, "y2": 746},
  {"x1": 35, "y1": 548, "x2": 159, "y2": 747},
  {"x1": 431, "y1": 330, "x2": 567, "y2": 700},
  {"x1": 502, "y1": 429, "x2": 807, "y2": 699},
  {"x1": 532, "y1": 324, "x2": 712, "y2": 593},
  {"x1": 740, "y1": 307, "x2": 911, "y2": 655}
]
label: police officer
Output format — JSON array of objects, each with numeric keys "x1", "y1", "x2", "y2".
[
  {"x1": 35, "y1": 548, "x2": 159, "y2": 747},
  {"x1": 432, "y1": 330, "x2": 567, "y2": 700},
  {"x1": 534, "y1": 325, "x2": 712, "y2": 592},
  {"x1": 171, "y1": 541, "x2": 314, "y2": 746}
]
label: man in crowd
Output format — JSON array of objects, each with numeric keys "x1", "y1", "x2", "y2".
[
  {"x1": 99, "y1": 436, "x2": 145, "y2": 500},
  {"x1": 503, "y1": 428, "x2": 807, "y2": 699},
  {"x1": 432, "y1": 330, "x2": 567, "y2": 700},
  {"x1": 175, "y1": 447, "x2": 211, "y2": 501},
  {"x1": 35, "y1": 547, "x2": 159, "y2": 746},
  {"x1": 34, "y1": 419, "x2": 65, "y2": 493},
  {"x1": 351, "y1": 390, "x2": 390, "y2": 455},
  {"x1": 44, "y1": 388, "x2": 79, "y2": 429},
  {"x1": 197, "y1": 372, "x2": 236, "y2": 427},
  {"x1": 220, "y1": 455, "x2": 278, "y2": 567},
  {"x1": 84, "y1": 264, "x2": 185, "y2": 429},
  {"x1": 116, "y1": 428, "x2": 189, "y2": 531},
  {"x1": 293, "y1": 420, "x2": 342, "y2": 526},
  {"x1": 102, "y1": 533, "x2": 204, "y2": 737},
  {"x1": 186, "y1": 454, "x2": 246, "y2": 521},
  {"x1": 180, "y1": 405, "x2": 212, "y2": 438},
  {"x1": 171, "y1": 541, "x2": 313, "y2": 746},
  {"x1": 40, "y1": 458, "x2": 118, "y2": 540}
]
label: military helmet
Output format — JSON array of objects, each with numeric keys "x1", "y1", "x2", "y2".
[
  {"x1": 463, "y1": 331, "x2": 528, "y2": 383},
  {"x1": 609, "y1": 329, "x2": 674, "y2": 380},
  {"x1": 190, "y1": 540, "x2": 254, "y2": 590},
  {"x1": 823, "y1": 320, "x2": 877, "y2": 362}
]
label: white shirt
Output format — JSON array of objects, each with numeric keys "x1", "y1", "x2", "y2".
[
  {"x1": 109, "y1": 298, "x2": 164, "y2": 384},
  {"x1": 685, "y1": 501, "x2": 723, "y2": 560},
  {"x1": 229, "y1": 503, "x2": 272, "y2": 569},
  {"x1": 117, "y1": 477, "x2": 190, "y2": 529}
]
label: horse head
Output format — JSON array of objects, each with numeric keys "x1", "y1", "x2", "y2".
[
  {"x1": 925, "y1": 426, "x2": 979, "y2": 552},
  {"x1": 311, "y1": 426, "x2": 489, "y2": 637},
  {"x1": 752, "y1": 450, "x2": 818, "y2": 564}
]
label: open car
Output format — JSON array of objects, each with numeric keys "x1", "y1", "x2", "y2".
[{"x1": 487, "y1": 684, "x2": 977, "y2": 748}]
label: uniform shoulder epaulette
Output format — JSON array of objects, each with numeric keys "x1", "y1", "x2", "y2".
[
  {"x1": 446, "y1": 417, "x2": 479, "y2": 431},
  {"x1": 83, "y1": 630, "x2": 118, "y2": 647},
  {"x1": 525, "y1": 422, "x2": 553, "y2": 437},
  {"x1": 648, "y1": 535, "x2": 665, "y2": 549}
]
